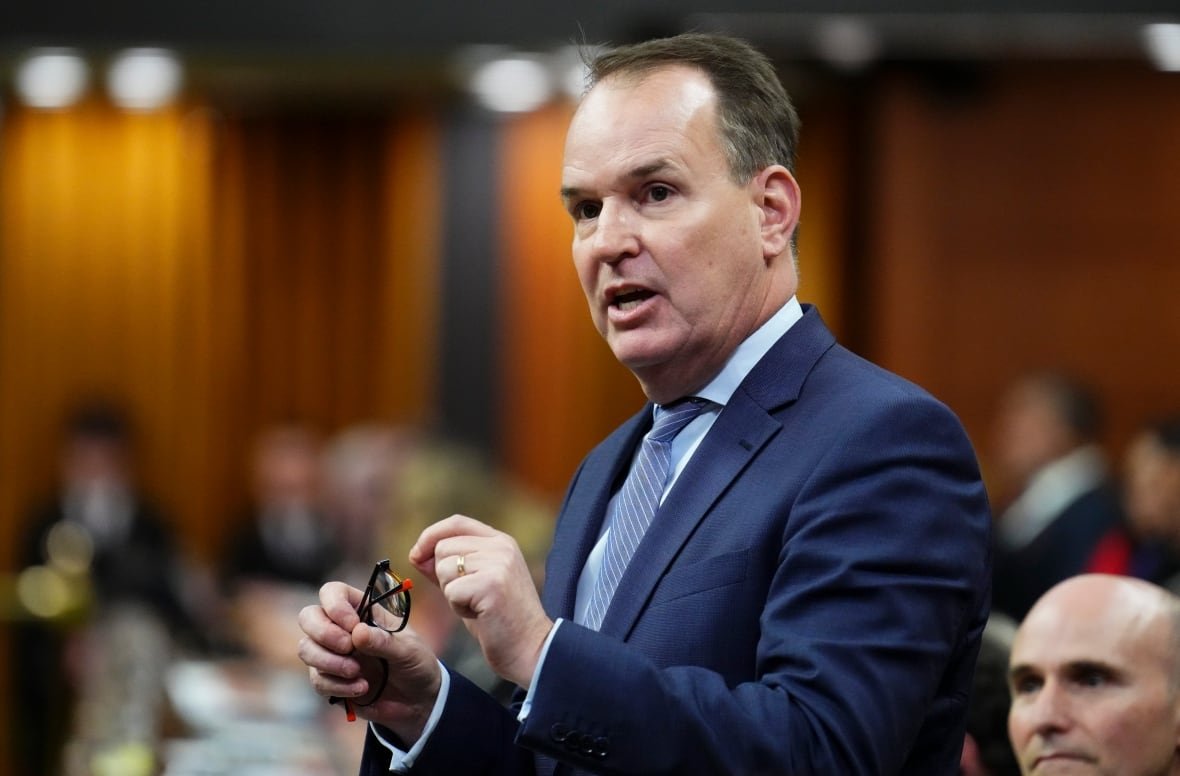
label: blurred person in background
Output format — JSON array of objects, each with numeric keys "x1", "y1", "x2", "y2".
[
  {"x1": 219, "y1": 421, "x2": 339, "y2": 664},
  {"x1": 13, "y1": 399, "x2": 191, "y2": 775},
  {"x1": 990, "y1": 371, "x2": 1123, "y2": 620},
  {"x1": 1086, "y1": 415, "x2": 1180, "y2": 587},
  {"x1": 221, "y1": 421, "x2": 339, "y2": 589},
  {"x1": 320, "y1": 424, "x2": 420, "y2": 584},
  {"x1": 962, "y1": 614, "x2": 1022, "y2": 776},
  {"x1": 1007, "y1": 574, "x2": 1180, "y2": 775}
]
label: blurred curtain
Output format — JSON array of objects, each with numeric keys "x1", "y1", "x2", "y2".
[
  {"x1": 0, "y1": 99, "x2": 220, "y2": 566},
  {"x1": 0, "y1": 103, "x2": 444, "y2": 569}
]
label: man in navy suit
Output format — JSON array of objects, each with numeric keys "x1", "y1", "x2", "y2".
[
  {"x1": 989, "y1": 372, "x2": 1122, "y2": 620},
  {"x1": 299, "y1": 33, "x2": 991, "y2": 774}
]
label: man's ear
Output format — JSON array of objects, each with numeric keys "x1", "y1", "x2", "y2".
[
  {"x1": 960, "y1": 732, "x2": 985, "y2": 776},
  {"x1": 753, "y1": 165, "x2": 801, "y2": 262}
]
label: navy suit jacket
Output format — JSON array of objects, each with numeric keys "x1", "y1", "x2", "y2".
[{"x1": 363, "y1": 306, "x2": 992, "y2": 775}]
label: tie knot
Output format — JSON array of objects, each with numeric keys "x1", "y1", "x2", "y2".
[{"x1": 648, "y1": 398, "x2": 709, "y2": 443}]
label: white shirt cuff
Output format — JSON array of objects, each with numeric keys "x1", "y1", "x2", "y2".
[
  {"x1": 518, "y1": 618, "x2": 563, "y2": 722},
  {"x1": 370, "y1": 660, "x2": 451, "y2": 773}
]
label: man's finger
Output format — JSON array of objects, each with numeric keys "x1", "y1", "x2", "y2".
[
  {"x1": 352, "y1": 621, "x2": 421, "y2": 664},
  {"x1": 409, "y1": 514, "x2": 498, "y2": 567},
  {"x1": 298, "y1": 602, "x2": 355, "y2": 656},
  {"x1": 298, "y1": 633, "x2": 362, "y2": 682},
  {"x1": 319, "y1": 581, "x2": 364, "y2": 627}
]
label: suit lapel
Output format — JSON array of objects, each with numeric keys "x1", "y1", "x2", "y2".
[
  {"x1": 597, "y1": 395, "x2": 779, "y2": 638},
  {"x1": 541, "y1": 409, "x2": 650, "y2": 620},
  {"x1": 598, "y1": 306, "x2": 837, "y2": 639}
]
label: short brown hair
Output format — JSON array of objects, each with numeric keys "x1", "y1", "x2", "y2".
[{"x1": 587, "y1": 33, "x2": 801, "y2": 182}]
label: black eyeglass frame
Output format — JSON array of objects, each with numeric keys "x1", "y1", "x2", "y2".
[
  {"x1": 327, "y1": 559, "x2": 412, "y2": 719},
  {"x1": 356, "y1": 558, "x2": 412, "y2": 633}
]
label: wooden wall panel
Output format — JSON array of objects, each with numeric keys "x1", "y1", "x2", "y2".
[
  {"x1": 865, "y1": 62, "x2": 1180, "y2": 478},
  {"x1": 220, "y1": 115, "x2": 391, "y2": 431},
  {"x1": 206, "y1": 110, "x2": 446, "y2": 548},
  {"x1": 0, "y1": 103, "x2": 448, "y2": 569},
  {"x1": 375, "y1": 111, "x2": 443, "y2": 428},
  {"x1": 498, "y1": 102, "x2": 647, "y2": 497},
  {"x1": 794, "y1": 93, "x2": 855, "y2": 342},
  {"x1": 0, "y1": 100, "x2": 219, "y2": 567}
]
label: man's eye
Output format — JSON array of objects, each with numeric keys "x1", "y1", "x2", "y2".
[
  {"x1": 574, "y1": 202, "x2": 601, "y2": 220},
  {"x1": 1011, "y1": 676, "x2": 1042, "y2": 696},
  {"x1": 648, "y1": 185, "x2": 671, "y2": 202},
  {"x1": 1077, "y1": 670, "x2": 1108, "y2": 688}
]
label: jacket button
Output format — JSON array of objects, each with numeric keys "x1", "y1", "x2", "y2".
[{"x1": 549, "y1": 723, "x2": 571, "y2": 743}]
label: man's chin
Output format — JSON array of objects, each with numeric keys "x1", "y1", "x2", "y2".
[
  {"x1": 621, "y1": 358, "x2": 708, "y2": 406},
  {"x1": 1027, "y1": 753, "x2": 1099, "y2": 774},
  {"x1": 608, "y1": 339, "x2": 672, "y2": 373}
]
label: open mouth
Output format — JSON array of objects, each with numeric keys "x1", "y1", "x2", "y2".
[{"x1": 611, "y1": 288, "x2": 655, "y2": 311}]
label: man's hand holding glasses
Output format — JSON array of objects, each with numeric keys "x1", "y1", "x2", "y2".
[
  {"x1": 299, "y1": 558, "x2": 442, "y2": 740},
  {"x1": 327, "y1": 559, "x2": 412, "y2": 720}
]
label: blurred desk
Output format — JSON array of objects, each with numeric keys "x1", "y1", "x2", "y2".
[
  {"x1": 59, "y1": 594, "x2": 366, "y2": 776},
  {"x1": 161, "y1": 658, "x2": 360, "y2": 776}
]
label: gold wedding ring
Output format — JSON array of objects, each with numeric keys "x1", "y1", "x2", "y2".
[{"x1": 456, "y1": 554, "x2": 466, "y2": 576}]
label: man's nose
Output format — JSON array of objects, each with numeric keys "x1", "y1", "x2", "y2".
[
  {"x1": 590, "y1": 201, "x2": 640, "y2": 264},
  {"x1": 1027, "y1": 682, "x2": 1073, "y2": 735}
]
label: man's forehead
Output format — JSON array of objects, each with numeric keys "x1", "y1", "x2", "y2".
[
  {"x1": 561, "y1": 75, "x2": 722, "y2": 192},
  {"x1": 1012, "y1": 604, "x2": 1171, "y2": 672},
  {"x1": 568, "y1": 67, "x2": 717, "y2": 143}
]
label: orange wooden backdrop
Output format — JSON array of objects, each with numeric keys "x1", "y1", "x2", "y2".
[{"x1": 865, "y1": 61, "x2": 1180, "y2": 482}]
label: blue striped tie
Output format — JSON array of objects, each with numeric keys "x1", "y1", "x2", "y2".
[{"x1": 584, "y1": 398, "x2": 709, "y2": 630}]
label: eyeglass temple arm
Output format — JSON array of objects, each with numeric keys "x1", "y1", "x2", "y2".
[{"x1": 367, "y1": 578, "x2": 413, "y2": 609}]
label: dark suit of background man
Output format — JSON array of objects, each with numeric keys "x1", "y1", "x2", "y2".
[
  {"x1": 988, "y1": 371, "x2": 1122, "y2": 621},
  {"x1": 299, "y1": 32, "x2": 992, "y2": 775}
]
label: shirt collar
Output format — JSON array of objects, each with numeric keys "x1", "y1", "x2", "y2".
[
  {"x1": 998, "y1": 444, "x2": 1109, "y2": 547},
  {"x1": 689, "y1": 296, "x2": 803, "y2": 409}
]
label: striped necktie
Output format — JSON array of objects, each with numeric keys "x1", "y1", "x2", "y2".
[{"x1": 584, "y1": 398, "x2": 709, "y2": 631}]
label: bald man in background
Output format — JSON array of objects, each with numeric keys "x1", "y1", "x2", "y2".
[{"x1": 1008, "y1": 574, "x2": 1180, "y2": 775}]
